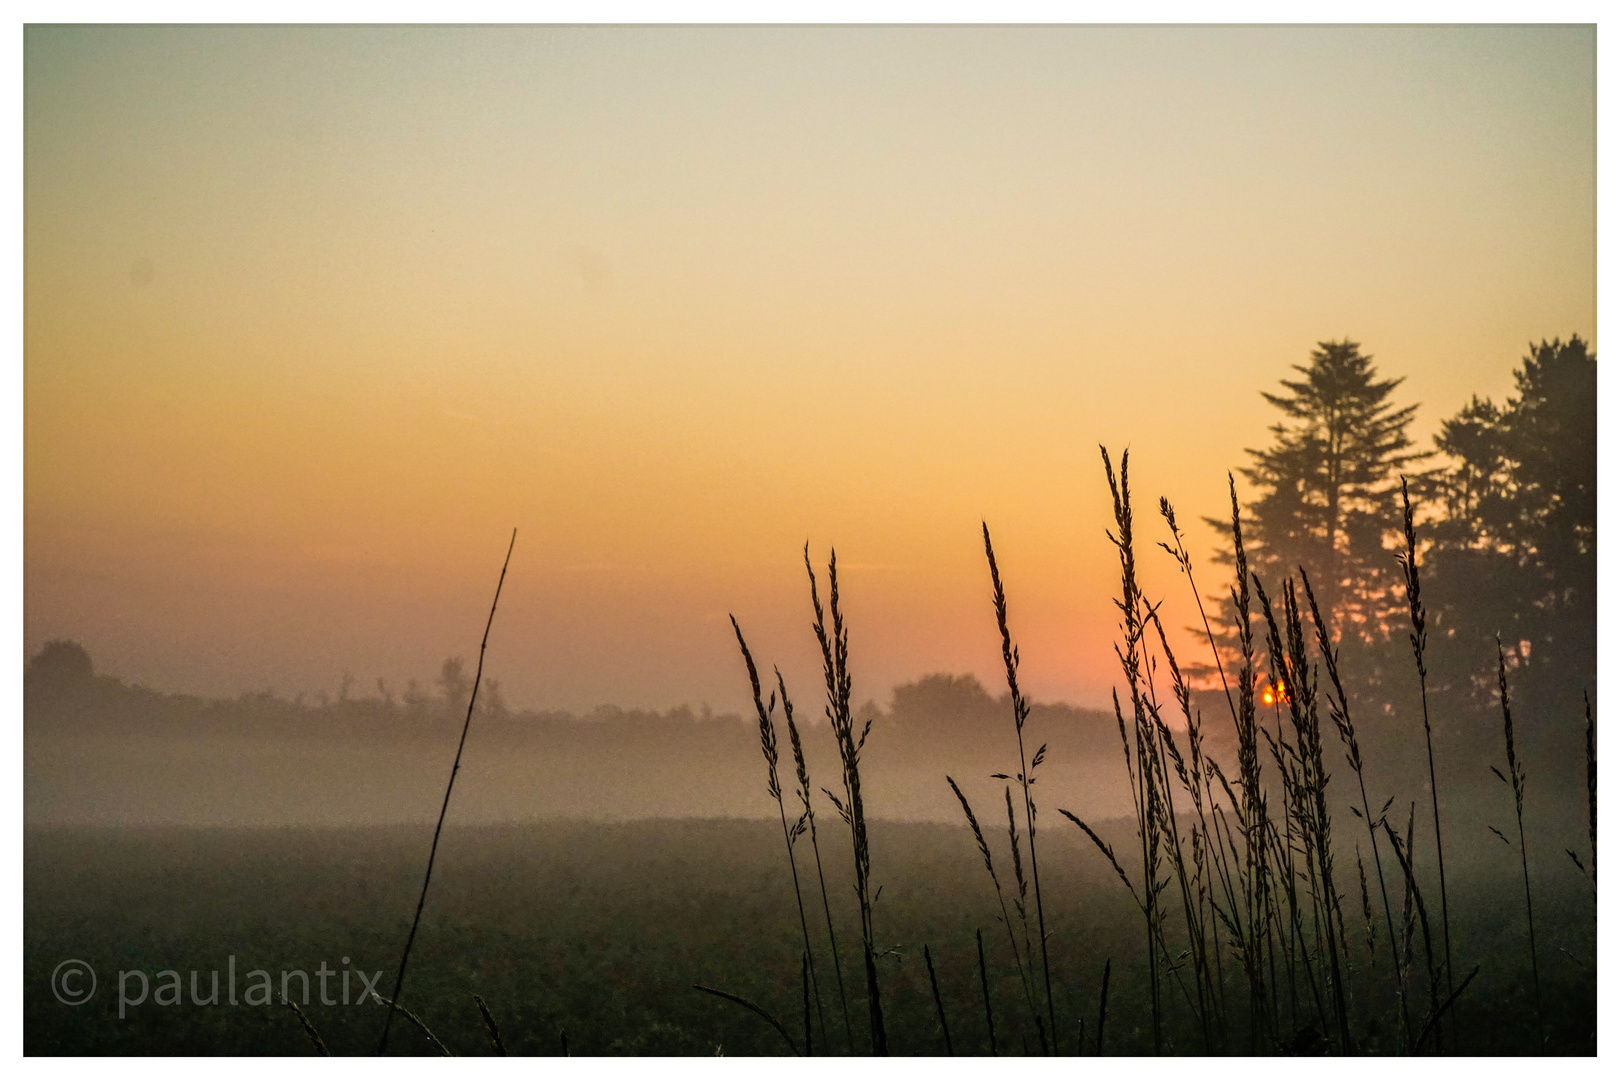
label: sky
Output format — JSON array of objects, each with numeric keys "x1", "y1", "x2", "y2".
[{"x1": 23, "y1": 25, "x2": 1596, "y2": 714}]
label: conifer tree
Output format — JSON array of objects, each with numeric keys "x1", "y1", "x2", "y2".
[
  {"x1": 1211, "y1": 340, "x2": 1425, "y2": 649},
  {"x1": 1425, "y1": 336, "x2": 1596, "y2": 712}
]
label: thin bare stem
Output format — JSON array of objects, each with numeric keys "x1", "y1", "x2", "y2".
[
  {"x1": 802, "y1": 952, "x2": 813, "y2": 1058},
  {"x1": 949, "y1": 776, "x2": 1038, "y2": 1025},
  {"x1": 1495, "y1": 639, "x2": 1542, "y2": 1043},
  {"x1": 1096, "y1": 957, "x2": 1112, "y2": 1056},
  {"x1": 693, "y1": 984, "x2": 801, "y2": 1055},
  {"x1": 378, "y1": 529, "x2": 516, "y2": 1056},
  {"x1": 282, "y1": 996, "x2": 330, "y2": 1056},
  {"x1": 977, "y1": 928, "x2": 998, "y2": 1056},
  {"x1": 1414, "y1": 965, "x2": 1480, "y2": 1054},
  {"x1": 370, "y1": 992, "x2": 451, "y2": 1055},
  {"x1": 1382, "y1": 815, "x2": 1442, "y2": 1051},
  {"x1": 473, "y1": 995, "x2": 506, "y2": 1056},
  {"x1": 924, "y1": 944, "x2": 954, "y2": 1055}
]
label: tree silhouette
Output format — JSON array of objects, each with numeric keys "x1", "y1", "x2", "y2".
[
  {"x1": 438, "y1": 657, "x2": 472, "y2": 716},
  {"x1": 1211, "y1": 340, "x2": 1425, "y2": 649},
  {"x1": 1425, "y1": 336, "x2": 1596, "y2": 714},
  {"x1": 26, "y1": 640, "x2": 94, "y2": 694}
]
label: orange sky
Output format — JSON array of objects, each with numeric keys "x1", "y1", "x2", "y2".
[{"x1": 24, "y1": 25, "x2": 1595, "y2": 713}]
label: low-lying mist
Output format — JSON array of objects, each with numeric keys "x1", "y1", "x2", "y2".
[
  {"x1": 24, "y1": 654, "x2": 1590, "y2": 868},
  {"x1": 25, "y1": 664, "x2": 1142, "y2": 827}
]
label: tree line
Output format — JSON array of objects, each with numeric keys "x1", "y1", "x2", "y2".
[{"x1": 1204, "y1": 335, "x2": 1594, "y2": 779}]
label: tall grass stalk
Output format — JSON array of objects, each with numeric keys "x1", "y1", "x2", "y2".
[
  {"x1": 806, "y1": 546, "x2": 886, "y2": 1055},
  {"x1": 1159, "y1": 500, "x2": 1249, "y2": 1029},
  {"x1": 283, "y1": 996, "x2": 330, "y2": 1056},
  {"x1": 1146, "y1": 608, "x2": 1220, "y2": 1050},
  {"x1": 730, "y1": 616, "x2": 827, "y2": 1052},
  {"x1": 1218, "y1": 476, "x2": 1271, "y2": 1048},
  {"x1": 1095, "y1": 957, "x2": 1112, "y2": 1055},
  {"x1": 976, "y1": 927, "x2": 998, "y2": 1056},
  {"x1": 1262, "y1": 789, "x2": 1326, "y2": 1039},
  {"x1": 1382, "y1": 811, "x2": 1444, "y2": 1051},
  {"x1": 693, "y1": 984, "x2": 801, "y2": 1055},
  {"x1": 473, "y1": 995, "x2": 506, "y2": 1056},
  {"x1": 1493, "y1": 638, "x2": 1541, "y2": 1043},
  {"x1": 378, "y1": 529, "x2": 515, "y2": 1056},
  {"x1": 1001, "y1": 784, "x2": 1042, "y2": 1043},
  {"x1": 781, "y1": 669, "x2": 853, "y2": 1053},
  {"x1": 369, "y1": 993, "x2": 450, "y2": 1055},
  {"x1": 1355, "y1": 846, "x2": 1375, "y2": 962},
  {"x1": 947, "y1": 776, "x2": 1040, "y2": 1034},
  {"x1": 1302, "y1": 570, "x2": 1409, "y2": 1047},
  {"x1": 923, "y1": 944, "x2": 954, "y2": 1055},
  {"x1": 1099, "y1": 447, "x2": 1167, "y2": 1052},
  {"x1": 1256, "y1": 681, "x2": 1321, "y2": 1038},
  {"x1": 981, "y1": 522, "x2": 1058, "y2": 1050},
  {"x1": 1398, "y1": 478, "x2": 1455, "y2": 1030},
  {"x1": 1587, "y1": 693, "x2": 1596, "y2": 889},
  {"x1": 1567, "y1": 693, "x2": 1596, "y2": 899},
  {"x1": 1257, "y1": 574, "x2": 1351, "y2": 1049},
  {"x1": 1412, "y1": 965, "x2": 1480, "y2": 1053},
  {"x1": 802, "y1": 953, "x2": 814, "y2": 1057}
]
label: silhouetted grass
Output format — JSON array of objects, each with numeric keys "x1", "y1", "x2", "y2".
[
  {"x1": 807, "y1": 546, "x2": 887, "y2": 1055},
  {"x1": 708, "y1": 457, "x2": 1593, "y2": 1058},
  {"x1": 981, "y1": 523, "x2": 1058, "y2": 1051},
  {"x1": 781, "y1": 667, "x2": 854, "y2": 1052},
  {"x1": 1492, "y1": 637, "x2": 1542, "y2": 1045},
  {"x1": 378, "y1": 529, "x2": 516, "y2": 1056},
  {"x1": 730, "y1": 616, "x2": 828, "y2": 1051},
  {"x1": 1399, "y1": 478, "x2": 1455, "y2": 1043},
  {"x1": 473, "y1": 995, "x2": 505, "y2": 1056}
]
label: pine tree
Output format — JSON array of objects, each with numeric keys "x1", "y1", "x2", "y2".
[{"x1": 1216, "y1": 340, "x2": 1426, "y2": 647}]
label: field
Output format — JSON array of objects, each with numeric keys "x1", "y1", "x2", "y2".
[{"x1": 24, "y1": 817, "x2": 1595, "y2": 1056}]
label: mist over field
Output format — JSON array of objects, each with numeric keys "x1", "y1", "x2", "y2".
[
  {"x1": 25, "y1": 658, "x2": 1142, "y2": 826},
  {"x1": 22, "y1": 641, "x2": 1598, "y2": 1057},
  {"x1": 23, "y1": 649, "x2": 1589, "y2": 844}
]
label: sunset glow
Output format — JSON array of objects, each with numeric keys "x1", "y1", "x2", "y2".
[{"x1": 24, "y1": 25, "x2": 1596, "y2": 713}]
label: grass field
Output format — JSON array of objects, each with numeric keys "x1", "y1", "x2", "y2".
[{"x1": 24, "y1": 817, "x2": 1594, "y2": 1056}]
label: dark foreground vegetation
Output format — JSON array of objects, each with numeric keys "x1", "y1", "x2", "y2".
[
  {"x1": 708, "y1": 337, "x2": 1595, "y2": 1057},
  {"x1": 23, "y1": 817, "x2": 1593, "y2": 1056}
]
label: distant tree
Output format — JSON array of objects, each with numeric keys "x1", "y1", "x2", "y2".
[
  {"x1": 1429, "y1": 396, "x2": 1506, "y2": 533},
  {"x1": 438, "y1": 657, "x2": 471, "y2": 715},
  {"x1": 27, "y1": 640, "x2": 94, "y2": 688},
  {"x1": 1210, "y1": 340, "x2": 1426, "y2": 647},
  {"x1": 482, "y1": 678, "x2": 507, "y2": 719},
  {"x1": 1424, "y1": 336, "x2": 1596, "y2": 712},
  {"x1": 888, "y1": 673, "x2": 997, "y2": 726}
]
